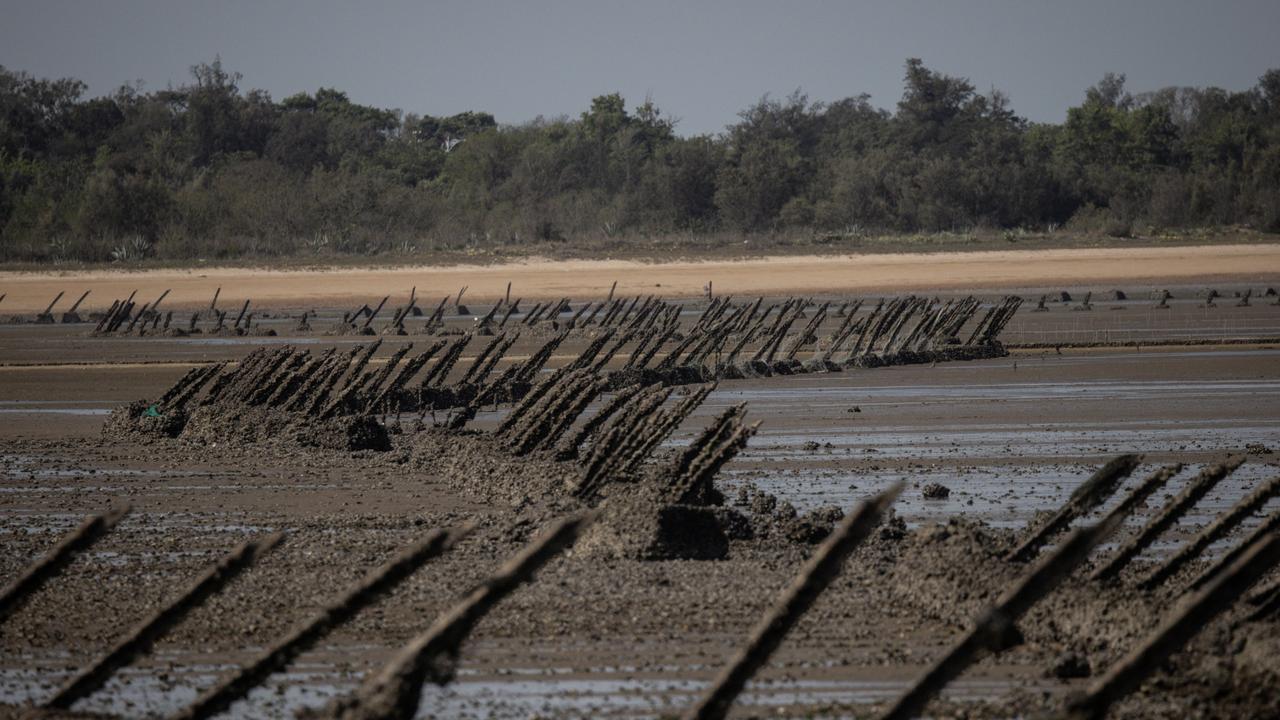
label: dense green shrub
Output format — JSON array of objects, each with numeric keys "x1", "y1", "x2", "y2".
[{"x1": 1, "y1": 58, "x2": 1278, "y2": 263}]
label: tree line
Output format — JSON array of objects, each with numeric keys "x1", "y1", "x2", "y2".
[{"x1": 2, "y1": 58, "x2": 1278, "y2": 262}]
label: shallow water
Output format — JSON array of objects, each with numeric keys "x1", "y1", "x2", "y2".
[
  {"x1": 685, "y1": 360, "x2": 1280, "y2": 560},
  {"x1": 0, "y1": 659, "x2": 1026, "y2": 719},
  {"x1": 722, "y1": 461, "x2": 1280, "y2": 544}
]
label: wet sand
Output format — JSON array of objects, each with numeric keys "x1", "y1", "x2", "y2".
[{"x1": 1, "y1": 243, "x2": 1278, "y2": 312}]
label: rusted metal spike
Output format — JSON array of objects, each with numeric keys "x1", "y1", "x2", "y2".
[
  {"x1": 684, "y1": 485, "x2": 902, "y2": 720},
  {"x1": 246, "y1": 351, "x2": 311, "y2": 406},
  {"x1": 580, "y1": 297, "x2": 604, "y2": 326},
  {"x1": 615, "y1": 295, "x2": 641, "y2": 327},
  {"x1": 112, "y1": 300, "x2": 135, "y2": 332},
  {"x1": 1186, "y1": 505, "x2": 1280, "y2": 592},
  {"x1": 497, "y1": 297, "x2": 520, "y2": 328},
  {"x1": 589, "y1": 329, "x2": 634, "y2": 371},
  {"x1": 567, "y1": 300, "x2": 592, "y2": 328},
  {"x1": 1140, "y1": 474, "x2": 1280, "y2": 590},
  {"x1": 93, "y1": 300, "x2": 120, "y2": 332},
  {"x1": 1091, "y1": 463, "x2": 1182, "y2": 539},
  {"x1": 821, "y1": 302, "x2": 861, "y2": 361},
  {"x1": 40, "y1": 290, "x2": 66, "y2": 317},
  {"x1": 363, "y1": 295, "x2": 389, "y2": 329},
  {"x1": 424, "y1": 295, "x2": 448, "y2": 329},
  {"x1": 368, "y1": 341, "x2": 445, "y2": 410},
  {"x1": 155, "y1": 366, "x2": 207, "y2": 407},
  {"x1": 1241, "y1": 576, "x2": 1280, "y2": 624},
  {"x1": 433, "y1": 335, "x2": 477, "y2": 388},
  {"x1": 322, "y1": 512, "x2": 597, "y2": 720},
  {"x1": 44, "y1": 533, "x2": 284, "y2": 709},
  {"x1": 669, "y1": 403, "x2": 745, "y2": 486},
  {"x1": 466, "y1": 333, "x2": 519, "y2": 390},
  {"x1": 0, "y1": 506, "x2": 130, "y2": 626},
  {"x1": 847, "y1": 301, "x2": 880, "y2": 357},
  {"x1": 473, "y1": 300, "x2": 500, "y2": 329},
  {"x1": 1091, "y1": 457, "x2": 1245, "y2": 583},
  {"x1": 576, "y1": 385, "x2": 674, "y2": 496},
  {"x1": 109, "y1": 300, "x2": 136, "y2": 333},
  {"x1": 1062, "y1": 533, "x2": 1280, "y2": 720},
  {"x1": 169, "y1": 362, "x2": 228, "y2": 410},
  {"x1": 672, "y1": 413, "x2": 759, "y2": 505},
  {"x1": 504, "y1": 370, "x2": 582, "y2": 444},
  {"x1": 150, "y1": 289, "x2": 171, "y2": 316},
  {"x1": 564, "y1": 330, "x2": 614, "y2": 372},
  {"x1": 878, "y1": 299, "x2": 917, "y2": 354},
  {"x1": 124, "y1": 302, "x2": 150, "y2": 333},
  {"x1": 66, "y1": 290, "x2": 91, "y2": 314},
  {"x1": 512, "y1": 374, "x2": 606, "y2": 455},
  {"x1": 759, "y1": 312, "x2": 799, "y2": 364},
  {"x1": 388, "y1": 305, "x2": 406, "y2": 328},
  {"x1": 553, "y1": 383, "x2": 647, "y2": 460},
  {"x1": 635, "y1": 323, "x2": 677, "y2": 369},
  {"x1": 882, "y1": 516, "x2": 1123, "y2": 720},
  {"x1": 232, "y1": 299, "x2": 251, "y2": 330},
  {"x1": 510, "y1": 331, "x2": 567, "y2": 386},
  {"x1": 618, "y1": 383, "x2": 716, "y2": 477},
  {"x1": 1005, "y1": 454, "x2": 1141, "y2": 563},
  {"x1": 587, "y1": 299, "x2": 611, "y2": 326},
  {"x1": 529, "y1": 378, "x2": 611, "y2": 454},
  {"x1": 327, "y1": 344, "x2": 410, "y2": 417},
  {"x1": 523, "y1": 301, "x2": 546, "y2": 325},
  {"x1": 172, "y1": 525, "x2": 472, "y2": 720},
  {"x1": 893, "y1": 301, "x2": 933, "y2": 353},
  {"x1": 495, "y1": 367, "x2": 569, "y2": 436},
  {"x1": 283, "y1": 348, "x2": 348, "y2": 412},
  {"x1": 965, "y1": 302, "x2": 1000, "y2": 346}
]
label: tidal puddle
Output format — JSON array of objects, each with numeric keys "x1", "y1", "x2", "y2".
[
  {"x1": 0, "y1": 662, "x2": 1025, "y2": 719},
  {"x1": 0, "y1": 407, "x2": 111, "y2": 416},
  {"x1": 723, "y1": 460, "x2": 1280, "y2": 561},
  {"x1": 173, "y1": 336, "x2": 334, "y2": 346},
  {"x1": 739, "y1": 423, "x2": 1279, "y2": 461},
  {"x1": 713, "y1": 378, "x2": 1280, "y2": 405}
]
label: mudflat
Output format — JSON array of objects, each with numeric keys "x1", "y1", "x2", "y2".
[{"x1": 1, "y1": 259, "x2": 1278, "y2": 719}]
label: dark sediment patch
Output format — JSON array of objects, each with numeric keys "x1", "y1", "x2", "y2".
[
  {"x1": 101, "y1": 400, "x2": 187, "y2": 439},
  {"x1": 181, "y1": 405, "x2": 390, "y2": 451},
  {"x1": 412, "y1": 431, "x2": 580, "y2": 504},
  {"x1": 576, "y1": 486, "x2": 732, "y2": 561}
]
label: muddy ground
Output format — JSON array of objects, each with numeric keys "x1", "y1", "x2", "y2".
[{"x1": 1, "y1": 276, "x2": 1278, "y2": 719}]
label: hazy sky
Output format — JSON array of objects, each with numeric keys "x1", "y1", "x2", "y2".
[{"x1": 3, "y1": 1, "x2": 1279, "y2": 135}]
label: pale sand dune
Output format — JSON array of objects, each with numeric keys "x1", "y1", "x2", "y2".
[{"x1": 0, "y1": 243, "x2": 1277, "y2": 312}]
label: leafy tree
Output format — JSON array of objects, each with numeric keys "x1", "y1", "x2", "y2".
[{"x1": 2, "y1": 56, "x2": 1280, "y2": 262}]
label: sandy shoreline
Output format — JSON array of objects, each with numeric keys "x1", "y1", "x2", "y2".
[{"x1": 1, "y1": 243, "x2": 1277, "y2": 312}]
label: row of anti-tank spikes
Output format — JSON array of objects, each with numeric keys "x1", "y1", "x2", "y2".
[
  {"x1": 80, "y1": 280, "x2": 1027, "y2": 349},
  {"x1": 479, "y1": 292, "x2": 1022, "y2": 378},
  {"x1": 3, "y1": 454, "x2": 1276, "y2": 720},
  {"x1": 151, "y1": 332, "x2": 759, "y2": 502},
  {"x1": 148, "y1": 293, "x2": 1022, "y2": 427},
  {"x1": 469, "y1": 292, "x2": 1021, "y2": 367},
  {"x1": 21, "y1": 280, "x2": 1280, "y2": 332},
  {"x1": 148, "y1": 331, "x2": 563, "y2": 426},
  {"x1": 14, "y1": 281, "x2": 1280, "y2": 333},
  {"x1": 88, "y1": 288, "x2": 270, "y2": 336}
]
